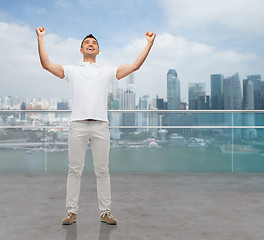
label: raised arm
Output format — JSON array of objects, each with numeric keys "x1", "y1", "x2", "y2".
[
  {"x1": 116, "y1": 31, "x2": 156, "y2": 80},
  {"x1": 36, "y1": 27, "x2": 64, "y2": 79}
]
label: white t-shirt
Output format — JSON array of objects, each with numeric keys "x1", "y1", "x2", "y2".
[{"x1": 63, "y1": 62, "x2": 118, "y2": 122}]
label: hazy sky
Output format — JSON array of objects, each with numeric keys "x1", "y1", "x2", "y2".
[{"x1": 0, "y1": 0, "x2": 263, "y2": 101}]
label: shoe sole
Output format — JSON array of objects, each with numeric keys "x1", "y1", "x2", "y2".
[
  {"x1": 101, "y1": 220, "x2": 117, "y2": 225},
  {"x1": 62, "y1": 220, "x2": 77, "y2": 225}
]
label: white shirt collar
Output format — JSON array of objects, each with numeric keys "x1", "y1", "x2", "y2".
[{"x1": 80, "y1": 62, "x2": 99, "y2": 67}]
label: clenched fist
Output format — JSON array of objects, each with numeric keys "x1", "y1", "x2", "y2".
[
  {"x1": 145, "y1": 31, "x2": 156, "y2": 45},
  {"x1": 36, "y1": 26, "x2": 46, "y2": 39}
]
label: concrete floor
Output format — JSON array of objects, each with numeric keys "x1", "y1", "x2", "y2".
[{"x1": 1, "y1": 173, "x2": 264, "y2": 240}]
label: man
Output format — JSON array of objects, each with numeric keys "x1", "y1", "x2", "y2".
[{"x1": 36, "y1": 26, "x2": 156, "y2": 225}]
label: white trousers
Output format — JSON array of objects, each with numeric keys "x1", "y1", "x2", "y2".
[{"x1": 66, "y1": 120, "x2": 111, "y2": 216}]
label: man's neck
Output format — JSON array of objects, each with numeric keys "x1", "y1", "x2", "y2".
[{"x1": 83, "y1": 56, "x2": 96, "y2": 63}]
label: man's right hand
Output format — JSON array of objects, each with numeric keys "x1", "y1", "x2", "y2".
[
  {"x1": 36, "y1": 26, "x2": 64, "y2": 79},
  {"x1": 36, "y1": 26, "x2": 46, "y2": 38}
]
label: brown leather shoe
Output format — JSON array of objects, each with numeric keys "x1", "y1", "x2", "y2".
[
  {"x1": 62, "y1": 213, "x2": 77, "y2": 225},
  {"x1": 101, "y1": 212, "x2": 117, "y2": 225}
]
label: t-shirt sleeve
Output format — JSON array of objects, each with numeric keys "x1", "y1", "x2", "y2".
[
  {"x1": 63, "y1": 65, "x2": 71, "y2": 82},
  {"x1": 111, "y1": 66, "x2": 118, "y2": 81}
]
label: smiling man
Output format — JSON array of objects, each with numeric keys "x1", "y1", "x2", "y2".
[{"x1": 36, "y1": 26, "x2": 156, "y2": 225}]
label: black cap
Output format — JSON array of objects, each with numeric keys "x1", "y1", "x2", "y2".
[{"x1": 81, "y1": 34, "x2": 99, "y2": 48}]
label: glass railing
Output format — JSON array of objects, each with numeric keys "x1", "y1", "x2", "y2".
[{"x1": 1, "y1": 110, "x2": 264, "y2": 173}]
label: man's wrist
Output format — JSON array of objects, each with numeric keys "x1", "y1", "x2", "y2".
[{"x1": 147, "y1": 41, "x2": 154, "y2": 47}]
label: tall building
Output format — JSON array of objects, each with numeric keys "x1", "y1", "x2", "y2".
[
  {"x1": 110, "y1": 76, "x2": 119, "y2": 100},
  {"x1": 247, "y1": 75, "x2": 262, "y2": 109},
  {"x1": 261, "y1": 81, "x2": 264, "y2": 107},
  {"x1": 156, "y1": 96, "x2": 165, "y2": 110},
  {"x1": 56, "y1": 101, "x2": 69, "y2": 119},
  {"x1": 108, "y1": 91, "x2": 121, "y2": 140},
  {"x1": 120, "y1": 89, "x2": 136, "y2": 133},
  {"x1": 167, "y1": 69, "x2": 180, "y2": 110},
  {"x1": 4, "y1": 96, "x2": 13, "y2": 109},
  {"x1": 223, "y1": 73, "x2": 242, "y2": 110},
  {"x1": 20, "y1": 101, "x2": 26, "y2": 121},
  {"x1": 127, "y1": 73, "x2": 135, "y2": 92},
  {"x1": 167, "y1": 70, "x2": 187, "y2": 134},
  {"x1": 57, "y1": 102, "x2": 69, "y2": 110},
  {"x1": 223, "y1": 73, "x2": 242, "y2": 140},
  {"x1": 242, "y1": 80, "x2": 257, "y2": 139},
  {"x1": 211, "y1": 74, "x2": 224, "y2": 109},
  {"x1": 243, "y1": 79, "x2": 254, "y2": 110},
  {"x1": 196, "y1": 95, "x2": 211, "y2": 127},
  {"x1": 197, "y1": 95, "x2": 210, "y2": 110},
  {"x1": 150, "y1": 96, "x2": 165, "y2": 131},
  {"x1": 188, "y1": 83, "x2": 206, "y2": 110},
  {"x1": 139, "y1": 95, "x2": 149, "y2": 110},
  {"x1": 138, "y1": 95, "x2": 149, "y2": 132},
  {"x1": 120, "y1": 89, "x2": 135, "y2": 110},
  {"x1": 246, "y1": 75, "x2": 262, "y2": 138}
]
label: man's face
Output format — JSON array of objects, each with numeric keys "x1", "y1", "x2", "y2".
[{"x1": 80, "y1": 38, "x2": 100, "y2": 56}]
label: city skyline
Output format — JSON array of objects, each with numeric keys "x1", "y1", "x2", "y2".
[
  {"x1": 1, "y1": 69, "x2": 263, "y2": 111},
  {"x1": 0, "y1": 0, "x2": 264, "y2": 100}
]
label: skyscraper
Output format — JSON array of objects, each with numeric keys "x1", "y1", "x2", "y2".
[
  {"x1": 167, "y1": 69, "x2": 180, "y2": 110},
  {"x1": 167, "y1": 70, "x2": 186, "y2": 134},
  {"x1": 242, "y1": 80, "x2": 257, "y2": 139},
  {"x1": 57, "y1": 102, "x2": 69, "y2": 110},
  {"x1": 20, "y1": 101, "x2": 26, "y2": 121},
  {"x1": 197, "y1": 95, "x2": 210, "y2": 110},
  {"x1": 243, "y1": 79, "x2": 254, "y2": 110},
  {"x1": 223, "y1": 73, "x2": 242, "y2": 140},
  {"x1": 56, "y1": 101, "x2": 69, "y2": 118},
  {"x1": 155, "y1": 96, "x2": 166, "y2": 128},
  {"x1": 120, "y1": 89, "x2": 135, "y2": 110},
  {"x1": 120, "y1": 89, "x2": 136, "y2": 133},
  {"x1": 110, "y1": 76, "x2": 118, "y2": 100},
  {"x1": 188, "y1": 83, "x2": 208, "y2": 128},
  {"x1": 244, "y1": 75, "x2": 262, "y2": 138},
  {"x1": 223, "y1": 73, "x2": 242, "y2": 110},
  {"x1": 247, "y1": 75, "x2": 262, "y2": 109},
  {"x1": 211, "y1": 74, "x2": 224, "y2": 109},
  {"x1": 261, "y1": 81, "x2": 264, "y2": 107},
  {"x1": 127, "y1": 73, "x2": 135, "y2": 92},
  {"x1": 138, "y1": 95, "x2": 149, "y2": 132},
  {"x1": 188, "y1": 83, "x2": 206, "y2": 110},
  {"x1": 156, "y1": 96, "x2": 165, "y2": 110}
]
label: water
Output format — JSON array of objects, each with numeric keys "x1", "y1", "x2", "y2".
[{"x1": 1, "y1": 145, "x2": 264, "y2": 173}]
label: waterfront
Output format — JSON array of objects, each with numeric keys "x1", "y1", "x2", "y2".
[{"x1": 1, "y1": 144, "x2": 264, "y2": 173}]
